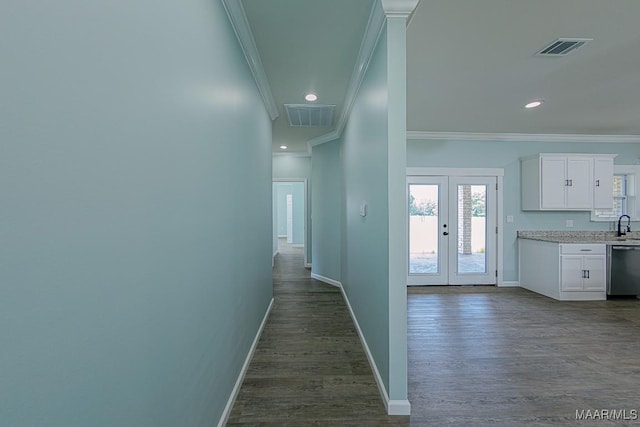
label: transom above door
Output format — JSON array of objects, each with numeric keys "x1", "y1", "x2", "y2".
[{"x1": 407, "y1": 175, "x2": 498, "y2": 286}]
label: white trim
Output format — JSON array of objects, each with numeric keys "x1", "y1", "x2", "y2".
[
  {"x1": 304, "y1": 263, "x2": 312, "y2": 269},
  {"x1": 406, "y1": 168, "x2": 504, "y2": 287},
  {"x1": 388, "y1": 400, "x2": 412, "y2": 416},
  {"x1": 305, "y1": 0, "x2": 386, "y2": 152},
  {"x1": 221, "y1": 0, "x2": 279, "y2": 120},
  {"x1": 290, "y1": 244, "x2": 304, "y2": 248},
  {"x1": 407, "y1": 167, "x2": 505, "y2": 177},
  {"x1": 272, "y1": 250, "x2": 278, "y2": 267},
  {"x1": 307, "y1": 131, "x2": 340, "y2": 149},
  {"x1": 339, "y1": 285, "x2": 390, "y2": 413},
  {"x1": 310, "y1": 273, "x2": 341, "y2": 288},
  {"x1": 217, "y1": 298, "x2": 274, "y2": 427},
  {"x1": 497, "y1": 175, "x2": 504, "y2": 287},
  {"x1": 272, "y1": 151, "x2": 311, "y2": 158},
  {"x1": 381, "y1": 0, "x2": 421, "y2": 19},
  {"x1": 500, "y1": 281, "x2": 520, "y2": 287},
  {"x1": 407, "y1": 131, "x2": 640, "y2": 144},
  {"x1": 277, "y1": 235, "x2": 286, "y2": 238}
]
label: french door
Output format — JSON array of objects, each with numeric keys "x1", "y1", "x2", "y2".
[{"x1": 407, "y1": 176, "x2": 497, "y2": 285}]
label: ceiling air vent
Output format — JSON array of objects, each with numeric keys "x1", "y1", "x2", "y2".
[
  {"x1": 285, "y1": 104, "x2": 335, "y2": 127},
  {"x1": 536, "y1": 38, "x2": 592, "y2": 56}
]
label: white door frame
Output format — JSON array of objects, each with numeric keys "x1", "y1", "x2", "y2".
[
  {"x1": 406, "y1": 167, "x2": 505, "y2": 286},
  {"x1": 273, "y1": 178, "x2": 309, "y2": 267}
]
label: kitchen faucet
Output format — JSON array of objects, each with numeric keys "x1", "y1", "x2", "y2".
[{"x1": 617, "y1": 214, "x2": 631, "y2": 236}]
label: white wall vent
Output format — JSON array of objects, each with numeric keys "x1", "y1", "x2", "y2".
[
  {"x1": 284, "y1": 104, "x2": 335, "y2": 127},
  {"x1": 536, "y1": 38, "x2": 592, "y2": 56}
]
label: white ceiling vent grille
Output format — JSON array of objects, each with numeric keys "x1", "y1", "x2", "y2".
[
  {"x1": 536, "y1": 38, "x2": 592, "y2": 56},
  {"x1": 285, "y1": 104, "x2": 335, "y2": 127}
]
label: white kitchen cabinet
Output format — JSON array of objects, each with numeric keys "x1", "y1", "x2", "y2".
[
  {"x1": 560, "y1": 249, "x2": 606, "y2": 293},
  {"x1": 521, "y1": 154, "x2": 616, "y2": 211},
  {"x1": 593, "y1": 158, "x2": 615, "y2": 209},
  {"x1": 519, "y1": 239, "x2": 606, "y2": 301}
]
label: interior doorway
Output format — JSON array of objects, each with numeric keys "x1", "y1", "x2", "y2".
[{"x1": 273, "y1": 179, "x2": 308, "y2": 266}]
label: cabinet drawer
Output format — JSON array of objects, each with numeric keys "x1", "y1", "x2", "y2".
[{"x1": 560, "y1": 244, "x2": 606, "y2": 255}]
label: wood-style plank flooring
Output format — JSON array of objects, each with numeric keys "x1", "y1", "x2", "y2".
[
  {"x1": 408, "y1": 286, "x2": 640, "y2": 426},
  {"x1": 230, "y1": 241, "x2": 640, "y2": 426},
  {"x1": 228, "y1": 241, "x2": 407, "y2": 426}
]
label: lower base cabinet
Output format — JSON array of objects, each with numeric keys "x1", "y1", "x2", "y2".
[{"x1": 519, "y1": 239, "x2": 606, "y2": 301}]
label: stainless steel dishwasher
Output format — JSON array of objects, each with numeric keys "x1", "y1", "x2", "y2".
[{"x1": 607, "y1": 245, "x2": 640, "y2": 296}]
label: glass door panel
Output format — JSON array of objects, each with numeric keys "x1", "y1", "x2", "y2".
[
  {"x1": 456, "y1": 184, "x2": 487, "y2": 274},
  {"x1": 449, "y1": 177, "x2": 496, "y2": 285},
  {"x1": 407, "y1": 176, "x2": 448, "y2": 285}
]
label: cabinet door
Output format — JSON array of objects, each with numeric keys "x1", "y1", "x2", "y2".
[
  {"x1": 593, "y1": 158, "x2": 614, "y2": 209},
  {"x1": 561, "y1": 256, "x2": 586, "y2": 291},
  {"x1": 541, "y1": 158, "x2": 567, "y2": 209},
  {"x1": 566, "y1": 158, "x2": 593, "y2": 209},
  {"x1": 583, "y1": 256, "x2": 606, "y2": 292}
]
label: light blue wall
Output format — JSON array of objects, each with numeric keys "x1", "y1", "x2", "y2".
[
  {"x1": 0, "y1": 1, "x2": 272, "y2": 426},
  {"x1": 341, "y1": 28, "x2": 390, "y2": 391},
  {"x1": 274, "y1": 182, "x2": 304, "y2": 245},
  {"x1": 273, "y1": 156, "x2": 312, "y2": 263},
  {"x1": 407, "y1": 139, "x2": 640, "y2": 281},
  {"x1": 311, "y1": 140, "x2": 342, "y2": 281}
]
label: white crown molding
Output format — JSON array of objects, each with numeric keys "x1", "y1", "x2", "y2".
[
  {"x1": 335, "y1": 1, "x2": 386, "y2": 138},
  {"x1": 304, "y1": 0, "x2": 420, "y2": 153},
  {"x1": 307, "y1": 130, "x2": 340, "y2": 150},
  {"x1": 381, "y1": 0, "x2": 421, "y2": 18},
  {"x1": 222, "y1": 0, "x2": 279, "y2": 121},
  {"x1": 304, "y1": 0, "x2": 386, "y2": 152},
  {"x1": 272, "y1": 151, "x2": 311, "y2": 158},
  {"x1": 407, "y1": 131, "x2": 640, "y2": 143}
]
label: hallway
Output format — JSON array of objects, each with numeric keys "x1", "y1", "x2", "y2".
[{"x1": 227, "y1": 241, "x2": 408, "y2": 426}]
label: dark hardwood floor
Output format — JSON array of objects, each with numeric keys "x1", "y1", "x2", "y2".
[
  {"x1": 227, "y1": 240, "x2": 407, "y2": 426},
  {"x1": 229, "y1": 241, "x2": 640, "y2": 426},
  {"x1": 408, "y1": 286, "x2": 640, "y2": 426}
]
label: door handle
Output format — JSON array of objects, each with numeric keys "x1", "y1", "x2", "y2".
[{"x1": 443, "y1": 231, "x2": 449, "y2": 236}]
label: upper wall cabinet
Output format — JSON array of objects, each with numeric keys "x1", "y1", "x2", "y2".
[{"x1": 521, "y1": 154, "x2": 617, "y2": 211}]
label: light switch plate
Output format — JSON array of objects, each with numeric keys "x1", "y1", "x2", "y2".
[{"x1": 359, "y1": 203, "x2": 367, "y2": 217}]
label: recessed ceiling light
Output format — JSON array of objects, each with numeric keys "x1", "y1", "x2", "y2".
[
  {"x1": 525, "y1": 100, "x2": 544, "y2": 109},
  {"x1": 280, "y1": 145, "x2": 288, "y2": 150},
  {"x1": 305, "y1": 93, "x2": 318, "y2": 102}
]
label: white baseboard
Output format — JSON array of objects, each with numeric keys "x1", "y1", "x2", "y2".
[
  {"x1": 304, "y1": 263, "x2": 312, "y2": 269},
  {"x1": 290, "y1": 244, "x2": 304, "y2": 248},
  {"x1": 277, "y1": 235, "x2": 286, "y2": 238},
  {"x1": 309, "y1": 273, "x2": 393, "y2": 412},
  {"x1": 272, "y1": 250, "x2": 278, "y2": 267},
  {"x1": 337, "y1": 284, "x2": 408, "y2": 415},
  {"x1": 217, "y1": 298, "x2": 274, "y2": 427},
  {"x1": 499, "y1": 281, "x2": 520, "y2": 287},
  {"x1": 310, "y1": 272, "x2": 341, "y2": 288},
  {"x1": 388, "y1": 399, "x2": 412, "y2": 416}
]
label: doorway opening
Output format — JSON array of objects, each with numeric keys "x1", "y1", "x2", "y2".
[{"x1": 273, "y1": 179, "x2": 308, "y2": 267}]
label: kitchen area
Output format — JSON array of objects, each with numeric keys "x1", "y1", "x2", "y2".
[{"x1": 518, "y1": 153, "x2": 640, "y2": 301}]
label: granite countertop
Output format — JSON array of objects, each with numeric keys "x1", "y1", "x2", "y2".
[{"x1": 518, "y1": 230, "x2": 640, "y2": 245}]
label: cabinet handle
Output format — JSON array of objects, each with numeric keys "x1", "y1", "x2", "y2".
[
  {"x1": 565, "y1": 179, "x2": 569, "y2": 186},
  {"x1": 568, "y1": 179, "x2": 573, "y2": 186},
  {"x1": 596, "y1": 179, "x2": 600, "y2": 187},
  {"x1": 580, "y1": 249, "x2": 592, "y2": 251},
  {"x1": 586, "y1": 270, "x2": 590, "y2": 279},
  {"x1": 582, "y1": 270, "x2": 586, "y2": 278}
]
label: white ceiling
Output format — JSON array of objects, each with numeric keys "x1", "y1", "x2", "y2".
[{"x1": 241, "y1": 0, "x2": 640, "y2": 154}]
